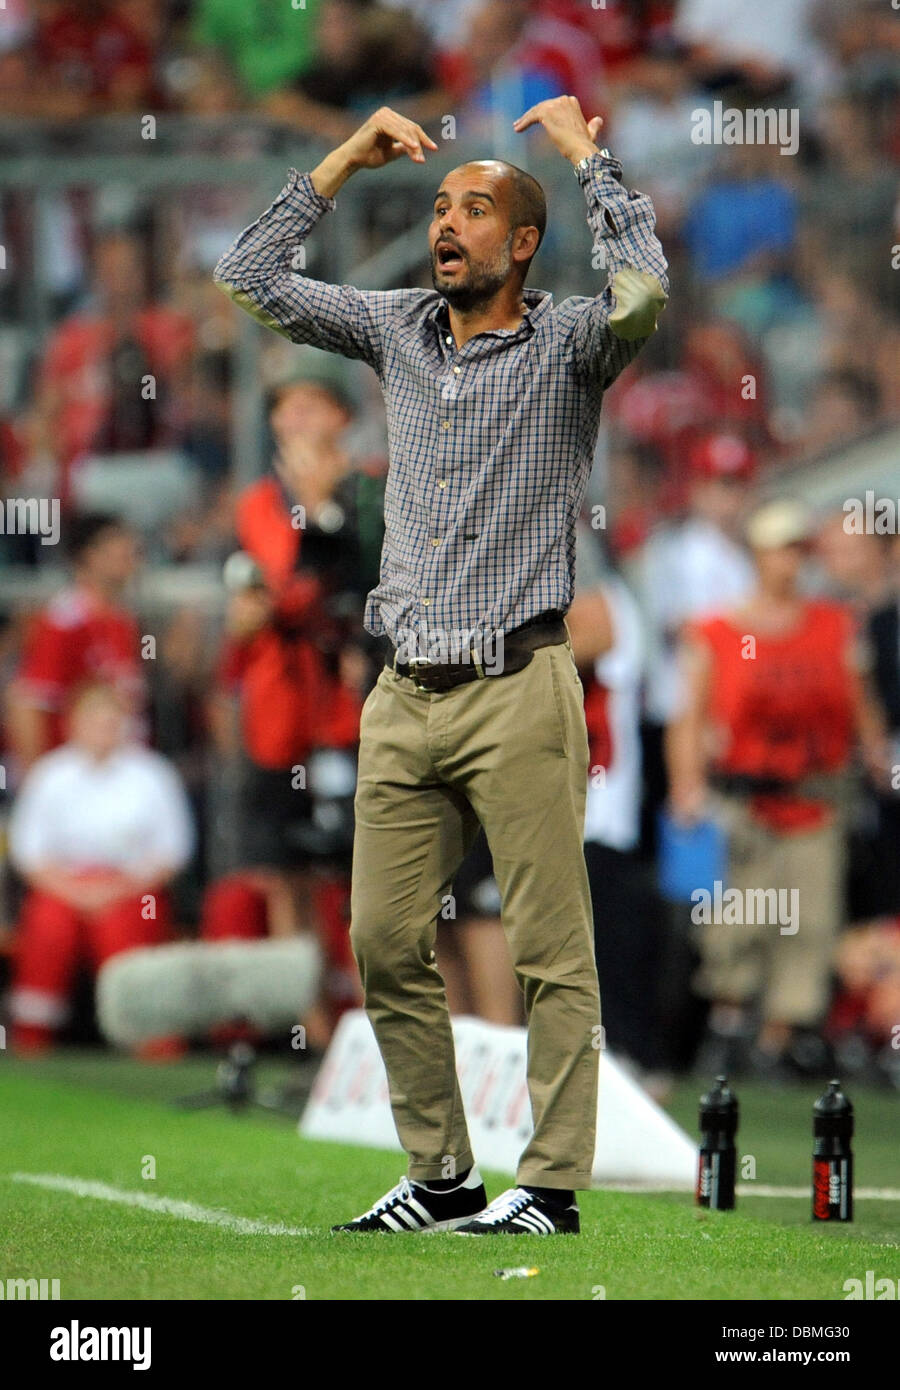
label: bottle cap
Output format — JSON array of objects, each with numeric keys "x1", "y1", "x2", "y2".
[{"x1": 699, "y1": 1075, "x2": 739, "y2": 1135}]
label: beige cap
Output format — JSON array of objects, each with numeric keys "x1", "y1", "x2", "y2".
[
  {"x1": 746, "y1": 497, "x2": 812, "y2": 550},
  {"x1": 263, "y1": 345, "x2": 356, "y2": 413}
]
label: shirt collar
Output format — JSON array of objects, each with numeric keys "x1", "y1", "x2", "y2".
[{"x1": 432, "y1": 288, "x2": 551, "y2": 344}]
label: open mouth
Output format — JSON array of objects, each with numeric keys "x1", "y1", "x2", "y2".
[{"x1": 436, "y1": 242, "x2": 466, "y2": 272}]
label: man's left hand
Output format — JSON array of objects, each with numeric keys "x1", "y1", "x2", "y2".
[{"x1": 513, "y1": 96, "x2": 603, "y2": 165}]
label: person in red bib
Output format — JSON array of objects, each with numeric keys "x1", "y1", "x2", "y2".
[{"x1": 666, "y1": 497, "x2": 890, "y2": 1077}]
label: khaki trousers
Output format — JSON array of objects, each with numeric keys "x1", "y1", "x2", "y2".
[{"x1": 349, "y1": 637, "x2": 601, "y2": 1190}]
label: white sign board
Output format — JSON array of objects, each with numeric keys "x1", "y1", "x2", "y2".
[{"x1": 301, "y1": 1010, "x2": 697, "y2": 1189}]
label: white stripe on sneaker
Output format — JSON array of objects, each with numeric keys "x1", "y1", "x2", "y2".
[
  {"x1": 394, "y1": 1205, "x2": 425, "y2": 1230},
  {"x1": 515, "y1": 1211, "x2": 549, "y2": 1235},
  {"x1": 405, "y1": 1193, "x2": 433, "y2": 1223}
]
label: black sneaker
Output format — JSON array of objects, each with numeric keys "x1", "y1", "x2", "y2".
[
  {"x1": 331, "y1": 1166, "x2": 487, "y2": 1234},
  {"x1": 455, "y1": 1186, "x2": 580, "y2": 1235}
]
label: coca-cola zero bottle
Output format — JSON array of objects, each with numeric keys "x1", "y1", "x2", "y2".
[
  {"x1": 812, "y1": 1079, "x2": 853, "y2": 1222},
  {"x1": 697, "y1": 1075, "x2": 738, "y2": 1210}
]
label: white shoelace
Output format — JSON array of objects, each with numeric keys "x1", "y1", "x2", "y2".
[
  {"x1": 365, "y1": 1177, "x2": 412, "y2": 1217},
  {"x1": 477, "y1": 1187, "x2": 533, "y2": 1225}
]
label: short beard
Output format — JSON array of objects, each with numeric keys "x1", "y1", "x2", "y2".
[{"x1": 431, "y1": 231, "x2": 516, "y2": 313}]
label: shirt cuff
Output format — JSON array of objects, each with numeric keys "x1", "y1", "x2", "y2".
[
  {"x1": 577, "y1": 150, "x2": 627, "y2": 236},
  {"x1": 575, "y1": 148, "x2": 624, "y2": 186},
  {"x1": 287, "y1": 167, "x2": 337, "y2": 213}
]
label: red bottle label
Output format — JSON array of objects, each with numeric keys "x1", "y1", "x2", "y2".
[
  {"x1": 697, "y1": 1155, "x2": 710, "y2": 1204},
  {"x1": 813, "y1": 1159, "x2": 832, "y2": 1219}
]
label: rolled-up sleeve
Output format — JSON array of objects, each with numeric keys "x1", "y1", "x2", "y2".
[{"x1": 560, "y1": 152, "x2": 669, "y2": 388}]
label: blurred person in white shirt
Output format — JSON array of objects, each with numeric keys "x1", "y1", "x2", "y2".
[
  {"x1": 674, "y1": 0, "x2": 827, "y2": 99},
  {"x1": 7, "y1": 681, "x2": 194, "y2": 1053},
  {"x1": 638, "y1": 431, "x2": 757, "y2": 728}
]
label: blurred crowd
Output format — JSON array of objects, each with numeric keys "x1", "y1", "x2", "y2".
[{"x1": 0, "y1": 0, "x2": 898, "y2": 1090}]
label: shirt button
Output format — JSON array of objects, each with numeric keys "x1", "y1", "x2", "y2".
[
  {"x1": 441, "y1": 420, "x2": 451, "y2": 430},
  {"x1": 437, "y1": 479, "x2": 447, "y2": 488},
  {"x1": 423, "y1": 597, "x2": 431, "y2": 606},
  {"x1": 453, "y1": 366, "x2": 461, "y2": 374},
  {"x1": 432, "y1": 538, "x2": 441, "y2": 547},
  {"x1": 445, "y1": 336, "x2": 453, "y2": 346}
]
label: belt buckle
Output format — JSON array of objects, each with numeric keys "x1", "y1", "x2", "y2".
[{"x1": 407, "y1": 656, "x2": 437, "y2": 692}]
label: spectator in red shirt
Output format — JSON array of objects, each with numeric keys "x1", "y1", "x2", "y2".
[
  {"x1": 28, "y1": 229, "x2": 194, "y2": 500},
  {"x1": 6, "y1": 512, "x2": 145, "y2": 772},
  {"x1": 538, "y1": 0, "x2": 677, "y2": 79},
  {"x1": 607, "y1": 316, "x2": 772, "y2": 513},
  {"x1": 33, "y1": 0, "x2": 154, "y2": 117},
  {"x1": 212, "y1": 364, "x2": 378, "y2": 852}
]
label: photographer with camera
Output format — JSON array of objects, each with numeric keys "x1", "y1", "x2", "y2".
[{"x1": 202, "y1": 357, "x2": 384, "y2": 1038}]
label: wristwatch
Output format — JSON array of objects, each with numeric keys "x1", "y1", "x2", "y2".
[{"x1": 574, "y1": 148, "x2": 612, "y2": 175}]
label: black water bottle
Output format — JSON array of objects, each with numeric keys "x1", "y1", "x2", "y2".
[
  {"x1": 697, "y1": 1075, "x2": 738, "y2": 1209},
  {"x1": 812, "y1": 1079, "x2": 853, "y2": 1222}
]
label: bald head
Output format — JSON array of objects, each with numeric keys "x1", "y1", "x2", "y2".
[
  {"x1": 451, "y1": 159, "x2": 547, "y2": 265},
  {"x1": 430, "y1": 160, "x2": 548, "y2": 310}
]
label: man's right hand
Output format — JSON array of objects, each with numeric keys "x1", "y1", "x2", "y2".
[{"x1": 311, "y1": 107, "x2": 438, "y2": 198}]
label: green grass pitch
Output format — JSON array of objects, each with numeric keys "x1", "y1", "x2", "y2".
[{"x1": 1, "y1": 1052, "x2": 897, "y2": 1301}]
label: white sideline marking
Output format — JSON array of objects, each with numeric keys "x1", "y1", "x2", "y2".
[{"x1": 10, "y1": 1172, "x2": 313, "y2": 1236}]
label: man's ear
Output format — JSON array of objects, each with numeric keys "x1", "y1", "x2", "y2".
[{"x1": 512, "y1": 226, "x2": 540, "y2": 265}]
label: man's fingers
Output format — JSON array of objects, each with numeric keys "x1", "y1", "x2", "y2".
[
  {"x1": 373, "y1": 108, "x2": 436, "y2": 162},
  {"x1": 414, "y1": 123, "x2": 439, "y2": 151},
  {"x1": 401, "y1": 118, "x2": 439, "y2": 158},
  {"x1": 382, "y1": 114, "x2": 419, "y2": 147},
  {"x1": 587, "y1": 116, "x2": 604, "y2": 141},
  {"x1": 386, "y1": 129, "x2": 423, "y2": 162},
  {"x1": 391, "y1": 125, "x2": 425, "y2": 162},
  {"x1": 512, "y1": 105, "x2": 542, "y2": 131}
]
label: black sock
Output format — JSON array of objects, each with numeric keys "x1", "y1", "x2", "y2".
[
  {"x1": 418, "y1": 1166, "x2": 471, "y2": 1193},
  {"x1": 524, "y1": 1185, "x2": 574, "y2": 1208}
]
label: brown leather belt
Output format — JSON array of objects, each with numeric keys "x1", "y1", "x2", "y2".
[{"x1": 387, "y1": 610, "x2": 567, "y2": 692}]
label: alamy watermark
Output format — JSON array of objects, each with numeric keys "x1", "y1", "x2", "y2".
[
  {"x1": 0, "y1": 497, "x2": 60, "y2": 546},
  {"x1": 691, "y1": 101, "x2": 799, "y2": 157},
  {"x1": 50, "y1": 1322, "x2": 151, "y2": 1370},
  {"x1": 0, "y1": 1275, "x2": 61, "y2": 1299},
  {"x1": 842, "y1": 491, "x2": 899, "y2": 535},
  {"x1": 393, "y1": 624, "x2": 505, "y2": 675},
  {"x1": 691, "y1": 881, "x2": 799, "y2": 935},
  {"x1": 843, "y1": 1271, "x2": 899, "y2": 1300}
]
